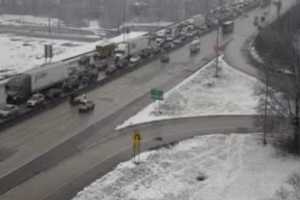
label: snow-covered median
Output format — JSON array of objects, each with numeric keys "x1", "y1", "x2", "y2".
[
  {"x1": 72, "y1": 133, "x2": 300, "y2": 200},
  {"x1": 117, "y1": 57, "x2": 260, "y2": 129}
]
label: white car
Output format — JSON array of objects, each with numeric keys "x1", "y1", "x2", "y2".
[
  {"x1": 27, "y1": 93, "x2": 45, "y2": 107},
  {"x1": 129, "y1": 55, "x2": 141, "y2": 64}
]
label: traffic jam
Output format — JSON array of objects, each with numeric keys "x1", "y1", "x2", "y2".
[{"x1": 0, "y1": 0, "x2": 261, "y2": 127}]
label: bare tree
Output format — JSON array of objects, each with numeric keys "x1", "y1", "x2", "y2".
[{"x1": 254, "y1": 3, "x2": 300, "y2": 153}]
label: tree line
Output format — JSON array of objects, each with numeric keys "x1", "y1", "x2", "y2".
[{"x1": 254, "y1": 2, "x2": 300, "y2": 154}]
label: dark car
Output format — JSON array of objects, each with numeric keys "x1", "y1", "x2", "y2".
[
  {"x1": 78, "y1": 101, "x2": 95, "y2": 113},
  {"x1": 162, "y1": 42, "x2": 175, "y2": 50},
  {"x1": 46, "y1": 88, "x2": 63, "y2": 99},
  {"x1": 140, "y1": 48, "x2": 152, "y2": 59},
  {"x1": 105, "y1": 65, "x2": 118, "y2": 76},
  {"x1": 160, "y1": 54, "x2": 170, "y2": 63}
]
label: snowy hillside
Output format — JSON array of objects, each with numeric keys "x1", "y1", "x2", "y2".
[
  {"x1": 72, "y1": 133, "x2": 300, "y2": 200},
  {"x1": 117, "y1": 57, "x2": 261, "y2": 129}
]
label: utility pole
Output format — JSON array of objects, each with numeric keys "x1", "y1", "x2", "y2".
[
  {"x1": 215, "y1": 0, "x2": 223, "y2": 78},
  {"x1": 206, "y1": 0, "x2": 209, "y2": 15},
  {"x1": 122, "y1": 0, "x2": 127, "y2": 42},
  {"x1": 48, "y1": 16, "x2": 51, "y2": 33},
  {"x1": 263, "y1": 64, "x2": 269, "y2": 145}
]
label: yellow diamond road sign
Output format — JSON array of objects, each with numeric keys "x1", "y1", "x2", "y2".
[{"x1": 133, "y1": 131, "x2": 142, "y2": 143}]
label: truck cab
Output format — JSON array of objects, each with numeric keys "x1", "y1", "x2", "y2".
[
  {"x1": 114, "y1": 42, "x2": 130, "y2": 60},
  {"x1": 5, "y1": 74, "x2": 31, "y2": 104}
]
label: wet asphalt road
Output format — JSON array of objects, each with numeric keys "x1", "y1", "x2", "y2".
[{"x1": 0, "y1": 1, "x2": 297, "y2": 199}]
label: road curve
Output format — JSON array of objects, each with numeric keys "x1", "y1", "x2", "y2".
[{"x1": 1, "y1": 115, "x2": 260, "y2": 200}]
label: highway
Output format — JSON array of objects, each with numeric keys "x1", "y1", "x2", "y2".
[
  {"x1": 0, "y1": 1, "x2": 296, "y2": 199},
  {"x1": 0, "y1": 16, "x2": 217, "y2": 196}
]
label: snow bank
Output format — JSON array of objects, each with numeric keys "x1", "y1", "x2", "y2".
[
  {"x1": 117, "y1": 56, "x2": 260, "y2": 129},
  {"x1": 72, "y1": 133, "x2": 300, "y2": 200}
]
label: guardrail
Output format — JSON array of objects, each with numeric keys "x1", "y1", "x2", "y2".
[{"x1": 118, "y1": 115, "x2": 261, "y2": 138}]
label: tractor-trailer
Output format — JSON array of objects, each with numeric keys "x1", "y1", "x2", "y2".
[
  {"x1": 114, "y1": 35, "x2": 150, "y2": 59},
  {"x1": 5, "y1": 62, "x2": 75, "y2": 103}
]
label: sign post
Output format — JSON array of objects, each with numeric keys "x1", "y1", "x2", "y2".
[
  {"x1": 44, "y1": 44, "x2": 53, "y2": 63},
  {"x1": 132, "y1": 130, "x2": 142, "y2": 164},
  {"x1": 150, "y1": 88, "x2": 164, "y2": 114}
]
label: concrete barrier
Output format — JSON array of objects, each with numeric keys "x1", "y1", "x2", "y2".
[{"x1": 44, "y1": 114, "x2": 261, "y2": 200}]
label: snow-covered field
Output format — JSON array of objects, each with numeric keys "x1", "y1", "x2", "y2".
[
  {"x1": 0, "y1": 14, "x2": 104, "y2": 32},
  {"x1": 0, "y1": 14, "x2": 63, "y2": 27},
  {"x1": 0, "y1": 31, "x2": 146, "y2": 80},
  {"x1": 0, "y1": 34, "x2": 86, "y2": 75},
  {"x1": 72, "y1": 133, "x2": 300, "y2": 200},
  {"x1": 117, "y1": 57, "x2": 260, "y2": 129}
]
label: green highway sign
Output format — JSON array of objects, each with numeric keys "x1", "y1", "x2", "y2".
[{"x1": 151, "y1": 88, "x2": 164, "y2": 100}]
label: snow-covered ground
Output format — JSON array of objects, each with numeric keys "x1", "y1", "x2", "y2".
[
  {"x1": 117, "y1": 57, "x2": 260, "y2": 129},
  {"x1": 0, "y1": 14, "x2": 104, "y2": 32},
  {"x1": 0, "y1": 14, "x2": 63, "y2": 27},
  {"x1": 0, "y1": 31, "x2": 146, "y2": 80},
  {"x1": 0, "y1": 34, "x2": 86, "y2": 75},
  {"x1": 72, "y1": 133, "x2": 300, "y2": 200}
]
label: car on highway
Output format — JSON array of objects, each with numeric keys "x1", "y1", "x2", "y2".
[
  {"x1": 69, "y1": 94, "x2": 88, "y2": 106},
  {"x1": 151, "y1": 46, "x2": 161, "y2": 55},
  {"x1": 173, "y1": 37, "x2": 184, "y2": 45},
  {"x1": 140, "y1": 48, "x2": 152, "y2": 59},
  {"x1": 155, "y1": 38, "x2": 165, "y2": 47},
  {"x1": 160, "y1": 54, "x2": 170, "y2": 63},
  {"x1": 190, "y1": 39, "x2": 201, "y2": 54},
  {"x1": 166, "y1": 35, "x2": 174, "y2": 42},
  {"x1": 162, "y1": 42, "x2": 175, "y2": 50},
  {"x1": 26, "y1": 93, "x2": 45, "y2": 107},
  {"x1": 129, "y1": 55, "x2": 141, "y2": 65},
  {"x1": 78, "y1": 101, "x2": 95, "y2": 113},
  {"x1": 46, "y1": 88, "x2": 63, "y2": 100},
  {"x1": 105, "y1": 65, "x2": 118, "y2": 76},
  {"x1": 0, "y1": 104, "x2": 19, "y2": 119}
]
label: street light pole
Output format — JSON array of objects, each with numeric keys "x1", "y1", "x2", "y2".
[
  {"x1": 215, "y1": 23, "x2": 220, "y2": 77},
  {"x1": 263, "y1": 64, "x2": 269, "y2": 145},
  {"x1": 215, "y1": 0, "x2": 223, "y2": 78}
]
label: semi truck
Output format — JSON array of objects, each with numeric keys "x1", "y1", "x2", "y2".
[
  {"x1": 5, "y1": 62, "x2": 74, "y2": 103},
  {"x1": 95, "y1": 42, "x2": 116, "y2": 59},
  {"x1": 5, "y1": 61, "x2": 98, "y2": 104},
  {"x1": 189, "y1": 14, "x2": 206, "y2": 29},
  {"x1": 114, "y1": 35, "x2": 150, "y2": 60}
]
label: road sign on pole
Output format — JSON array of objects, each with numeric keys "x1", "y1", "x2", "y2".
[
  {"x1": 44, "y1": 44, "x2": 53, "y2": 62},
  {"x1": 132, "y1": 130, "x2": 142, "y2": 164},
  {"x1": 150, "y1": 89, "x2": 164, "y2": 101}
]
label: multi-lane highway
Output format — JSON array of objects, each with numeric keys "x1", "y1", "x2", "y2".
[
  {"x1": 0, "y1": 17, "x2": 217, "y2": 196},
  {"x1": 0, "y1": 1, "x2": 296, "y2": 199}
]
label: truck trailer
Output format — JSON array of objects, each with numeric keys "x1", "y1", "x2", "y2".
[{"x1": 5, "y1": 62, "x2": 76, "y2": 104}]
